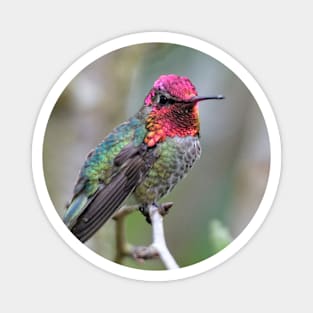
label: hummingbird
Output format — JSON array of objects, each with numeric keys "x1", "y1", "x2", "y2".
[{"x1": 63, "y1": 74, "x2": 224, "y2": 243}]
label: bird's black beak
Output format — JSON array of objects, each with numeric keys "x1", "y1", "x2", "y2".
[{"x1": 192, "y1": 95, "x2": 224, "y2": 102}]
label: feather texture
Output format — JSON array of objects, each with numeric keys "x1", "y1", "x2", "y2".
[
  {"x1": 63, "y1": 116, "x2": 150, "y2": 242},
  {"x1": 70, "y1": 145, "x2": 157, "y2": 242}
]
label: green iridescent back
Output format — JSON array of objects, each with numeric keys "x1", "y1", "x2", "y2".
[{"x1": 73, "y1": 116, "x2": 147, "y2": 198}]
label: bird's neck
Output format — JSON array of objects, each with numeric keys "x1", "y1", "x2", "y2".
[{"x1": 143, "y1": 104, "x2": 200, "y2": 147}]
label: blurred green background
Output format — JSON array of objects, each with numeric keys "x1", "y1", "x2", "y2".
[{"x1": 43, "y1": 43, "x2": 270, "y2": 269}]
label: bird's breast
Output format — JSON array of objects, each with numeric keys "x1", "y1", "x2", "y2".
[{"x1": 134, "y1": 136, "x2": 201, "y2": 204}]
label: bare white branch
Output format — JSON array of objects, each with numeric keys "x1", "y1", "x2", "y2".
[
  {"x1": 149, "y1": 204, "x2": 179, "y2": 269},
  {"x1": 113, "y1": 202, "x2": 179, "y2": 269}
]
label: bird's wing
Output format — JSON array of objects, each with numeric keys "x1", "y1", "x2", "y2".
[
  {"x1": 71, "y1": 144, "x2": 157, "y2": 242},
  {"x1": 63, "y1": 118, "x2": 156, "y2": 242}
]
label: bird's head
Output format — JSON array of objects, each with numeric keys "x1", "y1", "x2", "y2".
[{"x1": 143, "y1": 74, "x2": 224, "y2": 147}]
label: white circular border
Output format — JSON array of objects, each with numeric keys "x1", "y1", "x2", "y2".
[{"x1": 32, "y1": 32, "x2": 281, "y2": 281}]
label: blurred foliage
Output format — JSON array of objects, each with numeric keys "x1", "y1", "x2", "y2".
[
  {"x1": 208, "y1": 219, "x2": 233, "y2": 255},
  {"x1": 43, "y1": 43, "x2": 270, "y2": 269}
]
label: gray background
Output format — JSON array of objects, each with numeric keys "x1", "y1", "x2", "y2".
[{"x1": 1, "y1": 1, "x2": 311, "y2": 312}]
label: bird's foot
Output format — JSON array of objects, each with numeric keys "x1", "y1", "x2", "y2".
[
  {"x1": 139, "y1": 204, "x2": 151, "y2": 224},
  {"x1": 139, "y1": 202, "x2": 174, "y2": 224}
]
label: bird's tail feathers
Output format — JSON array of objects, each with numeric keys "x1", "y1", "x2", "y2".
[{"x1": 63, "y1": 194, "x2": 88, "y2": 229}]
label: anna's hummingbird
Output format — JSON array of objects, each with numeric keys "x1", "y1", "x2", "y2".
[{"x1": 63, "y1": 74, "x2": 224, "y2": 242}]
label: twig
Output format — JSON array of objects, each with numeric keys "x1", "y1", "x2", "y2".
[
  {"x1": 112, "y1": 202, "x2": 179, "y2": 269},
  {"x1": 113, "y1": 205, "x2": 138, "y2": 264},
  {"x1": 148, "y1": 204, "x2": 179, "y2": 269}
]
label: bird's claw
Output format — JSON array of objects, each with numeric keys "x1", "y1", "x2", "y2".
[{"x1": 139, "y1": 202, "x2": 174, "y2": 224}]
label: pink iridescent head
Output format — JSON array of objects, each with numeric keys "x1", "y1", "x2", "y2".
[
  {"x1": 145, "y1": 74, "x2": 198, "y2": 105},
  {"x1": 143, "y1": 74, "x2": 224, "y2": 147},
  {"x1": 144, "y1": 74, "x2": 223, "y2": 106}
]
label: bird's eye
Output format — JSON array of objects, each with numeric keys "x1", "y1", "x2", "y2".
[{"x1": 159, "y1": 95, "x2": 168, "y2": 105}]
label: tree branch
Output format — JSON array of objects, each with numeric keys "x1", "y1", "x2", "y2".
[
  {"x1": 148, "y1": 204, "x2": 179, "y2": 269},
  {"x1": 112, "y1": 203, "x2": 179, "y2": 269}
]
